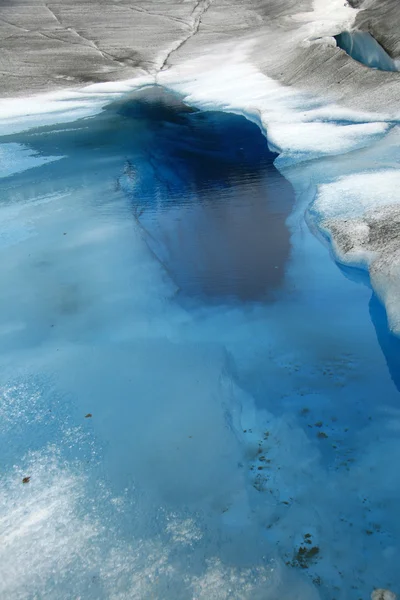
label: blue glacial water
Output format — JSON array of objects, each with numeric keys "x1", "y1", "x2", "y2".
[
  {"x1": 0, "y1": 86, "x2": 400, "y2": 600},
  {"x1": 335, "y1": 31, "x2": 399, "y2": 72}
]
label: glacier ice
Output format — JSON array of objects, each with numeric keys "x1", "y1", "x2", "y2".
[
  {"x1": 335, "y1": 31, "x2": 400, "y2": 72},
  {"x1": 309, "y1": 169, "x2": 400, "y2": 334}
]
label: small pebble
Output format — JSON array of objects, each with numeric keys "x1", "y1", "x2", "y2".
[{"x1": 371, "y1": 590, "x2": 397, "y2": 600}]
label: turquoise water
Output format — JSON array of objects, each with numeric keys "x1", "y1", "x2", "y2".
[
  {"x1": 335, "y1": 31, "x2": 399, "y2": 72},
  {"x1": 0, "y1": 87, "x2": 399, "y2": 600}
]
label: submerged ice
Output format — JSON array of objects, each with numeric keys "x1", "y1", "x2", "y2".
[{"x1": 1, "y1": 87, "x2": 400, "y2": 600}]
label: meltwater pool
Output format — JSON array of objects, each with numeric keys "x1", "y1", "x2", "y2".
[{"x1": 0, "y1": 86, "x2": 399, "y2": 600}]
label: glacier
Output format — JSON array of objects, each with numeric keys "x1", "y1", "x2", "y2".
[{"x1": 1, "y1": 0, "x2": 400, "y2": 599}]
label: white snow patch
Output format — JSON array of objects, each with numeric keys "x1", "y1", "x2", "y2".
[
  {"x1": 267, "y1": 121, "x2": 389, "y2": 156},
  {"x1": 0, "y1": 75, "x2": 153, "y2": 135},
  {"x1": 297, "y1": 0, "x2": 358, "y2": 39},
  {"x1": 313, "y1": 171, "x2": 400, "y2": 222}
]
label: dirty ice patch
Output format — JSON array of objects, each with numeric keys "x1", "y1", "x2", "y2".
[
  {"x1": 0, "y1": 143, "x2": 64, "y2": 178},
  {"x1": 310, "y1": 169, "x2": 400, "y2": 260},
  {"x1": 309, "y1": 170, "x2": 400, "y2": 334}
]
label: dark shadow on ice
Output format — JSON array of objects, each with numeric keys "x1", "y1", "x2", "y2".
[
  {"x1": 369, "y1": 293, "x2": 400, "y2": 392},
  {"x1": 1, "y1": 86, "x2": 294, "y2": 303},
  {"x1": 335, "y1": 31, "x2": 399, "y2": 72}
]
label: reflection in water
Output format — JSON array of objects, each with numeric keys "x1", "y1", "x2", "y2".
[
  {"x1": 117, "y1": 88, "x2": 294, "y2": 300},
  {"x1": 3, "y1": 86, "x2": 294, "y2": 302}
]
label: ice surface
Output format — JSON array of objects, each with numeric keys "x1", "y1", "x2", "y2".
[
  {"x1": 312, "y1": 171, "x2": 400, "y2": 223},
  {"x1": 0, "y1": 75, "x2": 153, "y2": 136},
  {"x1": 266, "y1": 121, "x2": 389, "y2": 158}
]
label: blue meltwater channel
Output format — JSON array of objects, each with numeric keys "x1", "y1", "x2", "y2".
[{"x1": 0, "y1": 86, "x2": 399, "y2": 600}]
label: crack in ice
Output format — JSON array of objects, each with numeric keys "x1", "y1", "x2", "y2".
[{"x1": 158, "y1": 0, "x2": 213, "y2": 72}]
